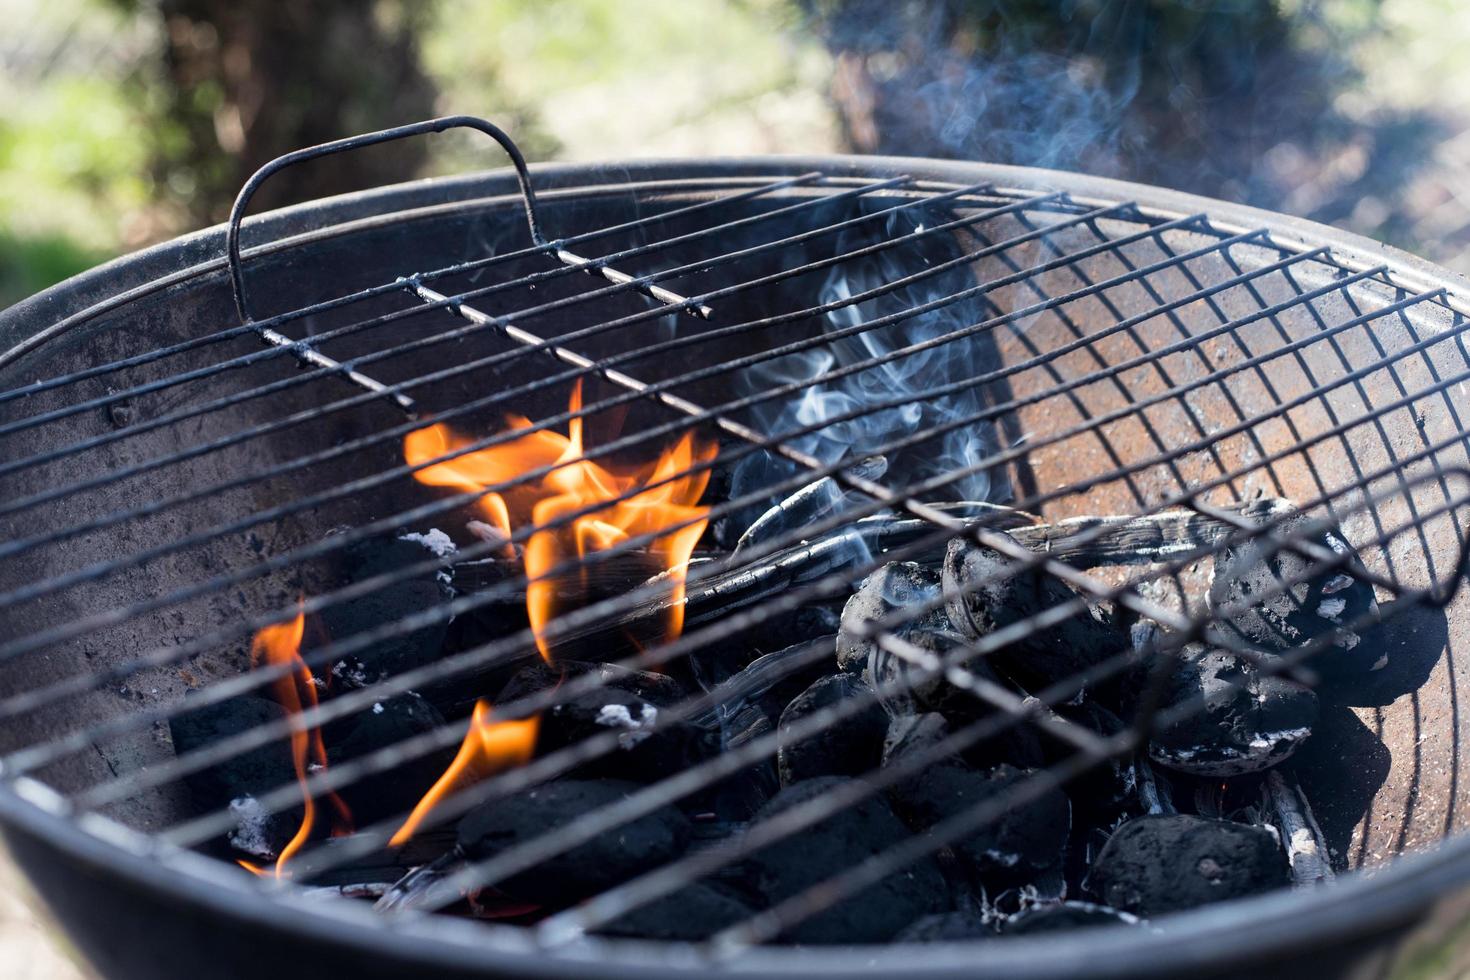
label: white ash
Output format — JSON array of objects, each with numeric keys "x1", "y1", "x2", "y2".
[
  {"x1": 372, "y1": 702, "x2": 385, "y2": 714},
  {"x1": 1322, "y1": 574, "x2": 1356, "y2": 595},
  {"x1": 1151, "y1": 726, "x2": 1313, "y2": 778},
  {"x1": 595, "y1": 703, "x2": 658, "y2": 747},
  {"x1": 1371, "y1": 652, "x2": 1390, "y2": 671},
  {"x1": 227, "y1": 796, "x2": 273, "y2": 858},
  {"x1": 399, "y1": 529, "x2": 456, "y2": 585},
  {"x1": 332, "y1": 660, "x2": 369, "y2": 686},
  {"x1": 1315, "y1": 598, "x2": 1347, "y2": 622},
  {"x1": 399, "y1": 528, "x2": 456, "y2": 557}
]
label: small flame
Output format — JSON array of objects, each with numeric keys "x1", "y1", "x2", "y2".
[
  {"x1": 404, "y1": 381, "x2": 716, "y2": 660},
  {"x1": 389, "y1": 699, "x2": 539, "y2": 846},
  {"x1": 241, "y1": 608, "x2": 353, "y2": 879}
]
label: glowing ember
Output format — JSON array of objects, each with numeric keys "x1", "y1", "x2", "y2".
[
  {"x1": 239, "y1": 608, "x2": 352, "y2": 878},
  {"x1": 403, "y1": 381, "x2": 716, "y2": 661},
  {"x1": 389, "y1": 699, "x2": 539, "y2": 846}
]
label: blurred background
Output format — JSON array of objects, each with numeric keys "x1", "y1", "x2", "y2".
[{"x1": 3, "y1": 0, "x2": 1470, "y2": 310}]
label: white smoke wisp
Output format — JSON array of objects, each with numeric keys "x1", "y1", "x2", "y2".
[{"x1": 731, "y1": 204, "x2": 1010, "y2": 530}]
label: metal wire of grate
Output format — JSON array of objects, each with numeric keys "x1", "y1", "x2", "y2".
[{"x1": 2, "y1": 123, "x2": 1470, "y2": 956}]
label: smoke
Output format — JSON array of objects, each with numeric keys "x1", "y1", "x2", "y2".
[
  {"x1": 802, "y1": 0, "x2": 1391, "y2": 215},
  {"x1": 726, "y1": 200, "x2": 1010, "y2": 545}
]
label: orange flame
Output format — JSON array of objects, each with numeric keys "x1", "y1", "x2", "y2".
[
  {"x1": 389, "y1": 699, "x2": 539, "y2": 846},
  {"x1": 403, "y1": 381, "x2": 716, "y2": 661},
  {"x1": 240, "y1": 608, "x2": 353, "y2": 878}
]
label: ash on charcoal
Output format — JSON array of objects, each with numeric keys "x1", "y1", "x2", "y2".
[
  {"x1": 841, "y1": 562, "x2": 1007, "y2": 717},
  {"x1": 539, "y1": 687, "x2": 717, "y2": 783},
  {"x1": 169, "y1": 695, "x2": 300, "y2": 855},
  {"x1": 1001, "y1": 901, "x2": 1141, "y2": 935},
  {"x1": 497, "y1": 659, "x2": 686, "y2": 710},
  {"x1": 597, "y1": 883, "x2": 755, "y2": 941},
  {"x1": 942, "y1": 536, "x2": 1129, "y2": 692},
  {"x1": 306, "y1": 578, "x2": 449, "y2": 689},
  {"x1": 1209, "y1": 507, "x2": 1385, "y2": 678},
  {"x1": 1149, "y1": 645, "x2": 1318, "y2": 778},
  {"x1": 398, "y1": 529, "x2": 456, "y2": 586},
  {"x1": 895, "y1": 911, "x2": 994, "y2": 942},
  {"x1": 888, "y1": 763, "x2": 1070, "y2": 884},
  {"x1": 326, "y1": 693, "x2": 456, "y2": 824},
  {"x1": 456, "y1": 779, "x2": 691, "y2": 908},
  {"x1": 1089, "y1": 815, "x2": 1287, "y2": 917},
  {"x1": 744, "y1": 776, "x2": 949, "y2": 944},
  {"x1": 776, "y1": 673, "x2": 888, "y2": 786}
]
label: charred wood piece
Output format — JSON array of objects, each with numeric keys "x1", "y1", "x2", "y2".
[{"x1": 1264, "y1": 770, "x2": 1335, "y2": 887}]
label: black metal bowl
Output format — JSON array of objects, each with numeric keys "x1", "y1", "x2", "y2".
[{"x1": 3, "y1": 156, "x2": 1470, "y2": 979}]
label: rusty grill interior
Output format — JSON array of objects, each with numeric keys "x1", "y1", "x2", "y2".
[{"x1": 4, "y1": 124, "x2": 1470, "y2": 960}]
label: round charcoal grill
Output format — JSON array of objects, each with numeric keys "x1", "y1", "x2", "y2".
[{"x1": 2, "y1": 117, "x2": 1470, "y2": 979}]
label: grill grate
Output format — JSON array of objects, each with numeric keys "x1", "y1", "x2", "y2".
[{"x1": 2, "y1": 119, "x2": 1470, "y2": 956}]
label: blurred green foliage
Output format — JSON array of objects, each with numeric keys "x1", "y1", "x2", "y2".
[{"x1": 1, "y1": 0, "x2": 1468, "y2": 310}]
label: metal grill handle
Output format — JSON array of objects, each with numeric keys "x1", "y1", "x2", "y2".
[{"x1": 225, "y1": 114, "x2": 545, "y2": 323}]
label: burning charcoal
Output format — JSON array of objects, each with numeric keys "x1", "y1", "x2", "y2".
[
  {"x1": 1001, "y1": 901, "x2": 1140, "y2": 935},
  {"x1": 942, "y1": 536, "x2": 1129, "y2": 691},
  {"x1": 597, "y1": 883, "x2": 755, "y2": 941},
  {"x1": 306, "y1": 579, "x2": 449, "y2": 690},
  {"x1": 895, "y1": 911, "x2": 994, "y2": 942},
  {"x1": 1148, "y1": 644, "x2": 1317, "y2": 777},
  {"x1": 776, "y1": 673, "x2": 888, "y2": 786},
  {"x1": 743, "y1": 776, "x2": 949, "y2": 944},
  {"x1": 1209, "y1": 504, "x2": 1385, "y2": 678},
  {"x1": 1089, "y1": 815, "x2": 1288, "y2": 917},
  {"x1": 455, "y1": 779, "x2": 692, "y2": 909},
  {"x1": 840, "y1": 562, "x2": 1006, "y2": 716},
  {"x1": 342, "y1": 532, "x2": 454, "y2": 581},
  {"x1": 888, "y1": 763, "x2": 1070, "y2": 884},
  {"x1": 169, "y1": 695, "x2": 299, "y2": 857},
  {"x1": 539, "y1": 687, "x2": 718, "y2": 783},
  {"x1": 326, "y1": 693, "x2": 456, "y2": 825},
  {"x1": 497, "y1": 658, "x2": 686, "y2": 709}
]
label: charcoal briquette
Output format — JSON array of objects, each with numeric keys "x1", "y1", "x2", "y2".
[
  {"x1": 455, "y1": 779, "x2": 691, "y2": 908},
  {"x1": 497, "y1": 658, "x2": 687, "y2": 709},
  {"x1": 307, "y1": 578, "x2": 449, "y2": 689},
  {"x1": 744, "y1": 776, "x2": 948, "y2": 944},
  {"x1": 539, "y1": 687, "x2": 718, "y2": 783},
  {"x1": 840, "y1": 562, "x2": 1005, "y2": 716},
  {"x1": 1089, "y1": 814, "x2": 1288, "y2": 916},
  {"x1": 326, "y1": 693, "x2": 456, "y2": 824},
  {"x1": 597, "y1": 883, "x2": 754, "y2": 941},
  {"x1": 1209, "y1": 507, "x2": 1385, "y2": 679},
  {"x1": 169, "y1": 695, "x2": 300, "y2": 856},
  {"x1": 887, "y1": 763, "x2": 1070, "y2": 883},
  {"x1": 942, "y1": 536, "x2": 1128, "y2": 691},
  {"x1": 776, "y1": 673, "x2": 888, "y2": 786},
  {"x1": 1148, "y1": 644, "x2": 1317, "y2": 778}
]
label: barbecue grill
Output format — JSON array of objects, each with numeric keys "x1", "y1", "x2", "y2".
[{"x1": 3, "y1": 116, "x2": 1470, "y2": 979}]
